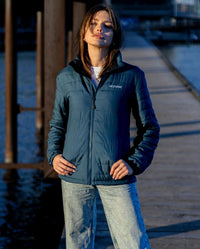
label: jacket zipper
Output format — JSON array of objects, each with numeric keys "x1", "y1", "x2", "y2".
[
  {"x1": 89, "y1": 85, "x2": 96, "y2": 184},
  {"x1": 93, "y1": 95, "x2": 96, "y2": 109},
  {"x1": 91, "y1": 84, "x2": 96, "y2": 109},
  {"x1": 89, "y1": 106, "x2": 94, "y2": 184},
  {"x1": 87, "y1": 74, "x2": 109, "y2": 184}
]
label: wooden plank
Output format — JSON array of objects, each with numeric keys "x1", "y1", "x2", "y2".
[{"x1": 0, "y1": 162, "x2": 44, "y2": 170}]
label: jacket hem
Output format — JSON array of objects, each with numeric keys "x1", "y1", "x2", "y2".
[{"x1": 59, "y1": 174, "x2": 136, "y2": 185}]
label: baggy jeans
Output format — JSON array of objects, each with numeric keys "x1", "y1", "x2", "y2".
[{"x1": 61, "y1": 181, "x2": 151, "y2": 249}]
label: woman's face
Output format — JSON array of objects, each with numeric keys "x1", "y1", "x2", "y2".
[{"x1": 84, "y1": 10, "x2": 114, "y2": 49}]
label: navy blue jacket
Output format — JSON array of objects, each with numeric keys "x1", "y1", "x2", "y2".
[{"x1": 47, "y1": 53, "x2": 160, "y2": 185}]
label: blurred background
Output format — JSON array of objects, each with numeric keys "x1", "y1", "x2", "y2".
[{"x1": 0, "y1": 0, "x2": 200, "y2": 248}]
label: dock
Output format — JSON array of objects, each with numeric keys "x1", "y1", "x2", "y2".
[
  {"x1": 123, "y1": 31, "x2": 200, "y2": 249},
  {"x1": 60, "y1": 32, "x2": 200, "y2": 249}
]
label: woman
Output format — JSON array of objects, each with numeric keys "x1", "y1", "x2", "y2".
[{"x1": 47, "y1": 4, "x2": 159, "y2": 249}]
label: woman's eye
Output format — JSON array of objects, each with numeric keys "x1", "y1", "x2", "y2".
[
  {"x1": 90, "y1": 22, "x2": 96, "y2": 26},
  {"x1": 105, "y1": 24, "x2": 113, "y2": 29}
]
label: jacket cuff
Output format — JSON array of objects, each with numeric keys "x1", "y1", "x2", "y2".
[{"x1": 127, "y1": 160, "x2": 143, "y2": 175}]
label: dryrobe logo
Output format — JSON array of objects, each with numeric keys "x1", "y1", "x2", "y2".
[{"x1": 109, "y1": 85, "x2": 122, "y2": 89}]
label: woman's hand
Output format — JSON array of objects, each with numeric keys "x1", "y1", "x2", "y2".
[
  {"x1": 110, "y1": 159, "x2": 133, "y2": 180},
  {"x1": 53, "y1": 154, "x2": 76, "y2": 176}
]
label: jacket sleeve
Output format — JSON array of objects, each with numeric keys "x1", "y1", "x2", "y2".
[
  {"x1": 127, "y1": 69, "x2": 160, "y2": 175},
  {"x1": 47, "y1": 74, "x2": 69, "y2": 166}
]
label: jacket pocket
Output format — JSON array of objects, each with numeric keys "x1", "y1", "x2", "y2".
[{"x1": 96, "y1": 159, "x2": 114, "y2": 178}]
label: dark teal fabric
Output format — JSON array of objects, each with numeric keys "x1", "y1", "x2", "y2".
[{"x1": 47, "y1": 53, "x2": 160, "y2": 185}]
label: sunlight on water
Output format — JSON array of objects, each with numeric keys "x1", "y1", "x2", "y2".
[{"x1": 159, "y1": 44, "x2": 200, "y2": 93}]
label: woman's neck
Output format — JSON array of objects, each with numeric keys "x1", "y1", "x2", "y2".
[{"x1": 88, "y1": 46, "x2": 108, "y2": 67}]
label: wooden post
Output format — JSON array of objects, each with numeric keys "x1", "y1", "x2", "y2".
[
  {"x1": 67, "y1": 30, "x2": 73, "y2": 63},
  {"x1": 71, "y1": 1, "x2": 86, "y2": 59},
  {"x1": 36, "y1": 11, "x2": 44, "y2": 132},
  {"x1": 43, "y1": 0, "x2": 65, "y2": 178},
  {"x1": 5, "y1": 0, "x2": 17, "y2": 163}
]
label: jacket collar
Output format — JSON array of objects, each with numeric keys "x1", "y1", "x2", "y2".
[{"x1": 69, "y1": 52, "x2": 125, "y2": 77}]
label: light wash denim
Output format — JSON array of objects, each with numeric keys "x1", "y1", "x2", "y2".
[{"x1": 61, "y1": 181, "x2": 151, "y2": 249}]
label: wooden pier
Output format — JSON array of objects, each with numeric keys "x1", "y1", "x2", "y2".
[{"x1": 2, "y1": 1, "x2": 200, "y2": 246}]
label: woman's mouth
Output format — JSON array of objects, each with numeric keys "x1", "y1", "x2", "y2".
[{"x1": 93, "y1": 34, "x2": 104, "y2": 39}]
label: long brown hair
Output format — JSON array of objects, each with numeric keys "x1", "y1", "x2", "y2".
[{"x1": 78, "y1": 5, "x2": 122, "y2": 77}]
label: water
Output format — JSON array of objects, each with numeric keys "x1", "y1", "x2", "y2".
[
  {"x1": 158, "y1": 43, "x2": 200, "y2": 94},
  {"x1": 0, "y1": 45, "x2": 200, "y2": 248},
  {"x1": 0, "y1": 169, "x2": 44, "y2": 249},
  {"x1": 0, "y1": 52, "x2": 63, "y2": 249},
  {"x1": 0, "y1": 51, "x2": 42, "y2": 163}
]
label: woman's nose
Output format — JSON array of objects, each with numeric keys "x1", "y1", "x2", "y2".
[{"x1": 96, "y1": 24, "x2": 102, "y2": 32}]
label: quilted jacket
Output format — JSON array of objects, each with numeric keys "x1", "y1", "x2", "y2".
[{"x1": 47, "y1": 53, "x2": 160, "y2": 185}]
